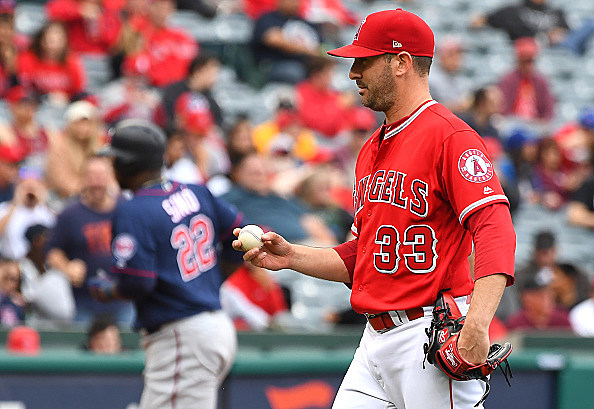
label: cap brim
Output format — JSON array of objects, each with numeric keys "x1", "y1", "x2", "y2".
[
  {"x1": 96, "y1": 145, "x2": 137, "y2": 162},
  {"x1": 327, "y1": 44, "x2": 386, "y2": 58}
]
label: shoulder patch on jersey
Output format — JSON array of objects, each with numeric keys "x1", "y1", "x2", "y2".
[
  {"x1": 113, "y1": 233, "x2": 137, "y2": 267},
  {"x1": 458, "y1": 149, "x2": 494, "y2": 183}
]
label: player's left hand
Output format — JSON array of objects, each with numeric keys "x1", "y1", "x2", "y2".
[{"x1": 456, "y1": 324, "x2": 490, "y2": 365}]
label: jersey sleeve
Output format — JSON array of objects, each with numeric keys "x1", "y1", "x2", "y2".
[
  {"x1": 201, "y1": 186, "x2": 243, "y2": 241},
  {"x1": 441, "y1": 130, "x2": 509, "y2": 225},
  {"x1": 111, "y1": 203, "x2": 158, "y2": 299}
]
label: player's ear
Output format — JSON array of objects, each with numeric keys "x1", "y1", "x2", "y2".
[{"x1": 393, "y1": 52, "x2": 413, "y2": 77}]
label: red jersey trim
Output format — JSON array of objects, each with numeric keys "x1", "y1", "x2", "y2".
[
  {"x1": 111, "y1": 266, "x2": 157, "y2": 278},
  {"x1": 384, "y1": 100, "x2": 438, "y2": 140},
  {"x1": 458, "y1": 195, "x2": 508, "y2": 224},
  {"x1": 350, "y1": 223, "x2": 359, "y2": 237}
]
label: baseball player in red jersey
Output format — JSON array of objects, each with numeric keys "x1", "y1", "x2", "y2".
[{"x1": 235, "y1": 9, "x2": 516, "y2": 409}]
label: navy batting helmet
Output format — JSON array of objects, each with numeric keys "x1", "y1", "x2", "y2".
[{"x1": 98, "y1": 119, "x2": 166, "y2": 176}]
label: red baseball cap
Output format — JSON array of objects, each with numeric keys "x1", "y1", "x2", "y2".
[
  {"x1": 6, "y1": 326, "x2": 40, "y2": 356},
  {"x1": 327, "y1": 9, "x2": 434, "y2": 58},
  {"x1": 122, "y1": 53, "x2": 151, "y2": 78},
  {"x1": 175, "y1": 92, "x2": 214, "y2": 136}
]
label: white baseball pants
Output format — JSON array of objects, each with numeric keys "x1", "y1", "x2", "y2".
[
  {"x1": 139, "y1": 310, "x2": 237, "y2": 409},
  {"x1": 333, "y1": 297, "x2": 486, "y2": 409}
]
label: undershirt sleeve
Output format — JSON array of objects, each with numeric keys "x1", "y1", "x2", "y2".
[
  {"x1": 333, "y1": 239, "x2": 358, "y2": 284},
  {"x1": 465, "y1": 203, "x2": 516, "y2": 286}
]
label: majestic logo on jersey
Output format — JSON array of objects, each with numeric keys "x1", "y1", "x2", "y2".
[
  {"x1": 113, "y1": 233, "x2": 137, "y2": 267},
  {"x1": 354, "y1": 18, "x2": 366, "y2": 41},
  {"x1": 458, "y1": 149, "x2": 494, "y2": 183}
]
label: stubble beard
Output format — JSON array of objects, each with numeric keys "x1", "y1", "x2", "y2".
[{"x1": 361, "y1": 64, "x2": 397, "y2": 113}]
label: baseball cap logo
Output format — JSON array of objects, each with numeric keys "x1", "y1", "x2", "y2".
[
  {"x1": 392, "y1": 40, "x2": 402, "y2": 48},
  {"x1": 354, "y1": 17, "x2": 366, "y2": 41}
]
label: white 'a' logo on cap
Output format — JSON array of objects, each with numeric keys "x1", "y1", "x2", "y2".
[
  {"x1": 354, "y1": 18, "x2": 366, "y2": 41},
  {"x1": 393, "y1": 40, "x2": 403, "y2": 48}
]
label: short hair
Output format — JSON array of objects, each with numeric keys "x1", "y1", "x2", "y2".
[
  {"x1": 87, "y1": 315, "x2": 117, "y2": 342},
  {"x1": 384, "y1": 54, "x2": 432, "y2": 76},
  {"x1": 472, "y1": 87, "x2": 489, "y2": 109},
  {"x1": 306, "y1": 56, "x2": 335, "y2": 78},
  {"x1": 412, "y1": 56, "x2": 432, "y2": 76},
  {"x1": 188, "y1": 54, "x2": 219, "y2": 76}
]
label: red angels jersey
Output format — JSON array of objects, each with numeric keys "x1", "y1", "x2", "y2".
[{"x1": 350, "y1": 100, "x2": 508, "y2": 314}]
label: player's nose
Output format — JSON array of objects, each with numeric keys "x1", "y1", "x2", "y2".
[{"x1": 349, "y1": 61, "x2": 362, "y2": 80}]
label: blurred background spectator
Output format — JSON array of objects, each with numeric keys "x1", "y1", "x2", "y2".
[
  {"x1": 45, "y1": 0, "x2": 121, "y2": 56},
  {"x1": 0, "y1": 86, "x2": 48, "y2": 166},
  {"x1": 428, "y1": 37, "x2": 471, "y2": 113},
  {"x1": 138, "y1": 0, "x2": 198, "y2": 87},
  {"x1": 19, "y1": 224, "x2": 75, "y2": 328},
  {"x1": 221, "y1": 263, "x2": 289, "y2": 331},
  {"x1": 252, "y1": 0, "x2": 322, "y2": 84},
  {"x1": 0, "y1": 168, "x2": 55, "y2": 260},
  {"x1": 471, "y1": 0, "x2": 570, "y2": 44},
  {"x1": 84, "y1": 314, "x2": 122, "y2": 354},
  {"x1": 0, "y1": 0, "x2": 27, "y2": 97},
  {"x1": 295, "y1": 56, "x2": 354, "y2": 139},
  {"x1": 506, "y1": 272, "x2": 572, "y2": 331},
  {"x1": 46, "y1": 156, "x2": 133, "y2": 327},
  {"x1": 17, "y1": 21, "x2": 86, "y2": 105},
  {"x1": 0, "y1": 258, "x2": 25, "y2": 327},
  {"x1": 46, "y1": 100, "x2": 102, "y2": 201},
  {"x1": 99, "y1": 53, "x2": 159, "y2": 125},
  {"x1": 159, "y1": 54, "x2": 222, "y2": 130},
  {"x1": 459, "y1": 86, "x2": 503, "y2": 141},
  {"x1": 223, "y1": 152, "x2": 335, "y2": 245},
  {"x1": 498, "y1": 37, "x2": 555, "y2": 123}
]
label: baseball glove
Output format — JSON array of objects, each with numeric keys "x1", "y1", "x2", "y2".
[{"x1": 423, "y1": 290, "x2": 513, "y2": 407}]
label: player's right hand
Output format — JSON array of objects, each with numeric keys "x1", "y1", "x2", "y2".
[{"x1": 233, "y1": 229, "x2": 293, "y2": 271}]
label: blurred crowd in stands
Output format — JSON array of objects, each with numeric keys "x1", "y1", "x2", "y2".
[{"x1": 0, "y1": 0, "x2": 592, "y2": 344}]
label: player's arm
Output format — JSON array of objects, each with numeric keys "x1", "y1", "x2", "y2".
[
  {"x1": 457, "y1": 203, "x2": 515, "y2": 364},
  {"x1": 235, "y1": 230, "x2": 350, "y2": 283}
]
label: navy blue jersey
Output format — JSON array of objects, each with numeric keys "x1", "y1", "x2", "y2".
[
  {"x1": 110, "y1": 181, "x2": 243, "y2": 330},
  {"x1": 47, "y1": 199, "x2": 133, "y2": 317}
]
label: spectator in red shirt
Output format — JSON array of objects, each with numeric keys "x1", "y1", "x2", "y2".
[
  {"x1": 45, "y1": 0, "x2": 122, "y2": 55},
  {"x1": 99, "y1": 53, "x2": 159, "y2": 125},
  {"x1": 17, "y1": 22, "x2": 86, "y2": 104},
  {"x1": 498, "y1": 37, "x2": 555, "y2": 122},
  {"x1": 506, "y1": 272, "x2": 572, "y2": 331},
  {"x1": 0, "y1": 86, "x2": 49, "y2": 162},
  {"x1": 221, "y1": 264, "x2": 288, "y2": 331},
  {"x1": 139, "y1": 0, "x2": 199, "y2": 87},
  {"x1": 295, "y1": 57, "x2": 353, "y2": 139},
  {"x1": 174, "y1": 91, "x2": 229, "y2": 180}
]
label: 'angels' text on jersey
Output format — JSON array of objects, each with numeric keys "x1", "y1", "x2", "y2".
[{"x1": 354, "y1": 170, "x2": 429, "y2": 218}]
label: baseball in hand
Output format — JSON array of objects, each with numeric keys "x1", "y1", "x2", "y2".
[{"x1": 238, "y1": 225, "x2": 264, "y2": 251}]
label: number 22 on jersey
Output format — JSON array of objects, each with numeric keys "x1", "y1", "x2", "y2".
[{"x1": 171, "y1": 214, "x2": 216, "y2": 281}]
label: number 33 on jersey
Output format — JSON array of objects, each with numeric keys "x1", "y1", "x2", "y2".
[{"x1": 350, "y1": 101, "x2": 509, "y2": 314}]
